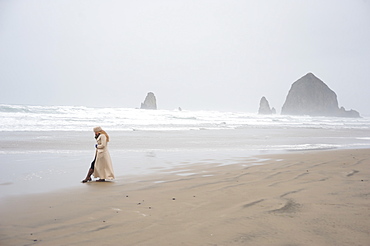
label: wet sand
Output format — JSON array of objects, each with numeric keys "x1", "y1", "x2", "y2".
[{"x1": 0, "y1": 148, "x2": 369, "y2": 246}]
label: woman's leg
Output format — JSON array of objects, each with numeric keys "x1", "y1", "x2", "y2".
[
  {"x1": 82, "y1": 157, "x2": 96, "y2": 183},
  {"x1": 82, "y1": 168, "x2": 94, "y2": 182}
]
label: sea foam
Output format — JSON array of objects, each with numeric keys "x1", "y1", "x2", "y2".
[{"x1": 1, "y1": 104, "x2": 369, "y2": 132}]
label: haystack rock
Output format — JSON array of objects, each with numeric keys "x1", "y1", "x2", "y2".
[
  {"x1": 258, "y1": 96, "x2": 274, "y2": 115},
  {"x1": 281, "y1": 73, "x2": 360, "y2": 118},
  {"x1": 140, "y1": 92, "x2": 157, "y2": 110}
]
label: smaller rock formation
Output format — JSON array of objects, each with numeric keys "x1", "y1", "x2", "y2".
[
  {"x1": 140, "y1": 92, "x2": 157, "y2": 110},
  {"x1": 338, "y1": 107, "x2": 360, "y2": 118},
  {"x1": 271, "y1": 107, "x2": 276, "y2": 114},
  {"x1": 258, "y1": 96, "x2": 275, "y2": 115}
]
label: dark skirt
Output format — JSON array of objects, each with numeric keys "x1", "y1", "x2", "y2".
[{"x1": 90, "y1": 155, "x2": 96, "y2": 170}]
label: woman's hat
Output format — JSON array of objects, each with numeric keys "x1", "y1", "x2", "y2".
[{"x1": 93, "y1": 126, "x2": 103, "y2": 132}]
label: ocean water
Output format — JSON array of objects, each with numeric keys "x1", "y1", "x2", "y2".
[
  {"x1": 1, "y1": 103, "x2": 370, "y2": 132},
  {"x1": 1, "y1": 103, "x2": 370, "y2": 198}
]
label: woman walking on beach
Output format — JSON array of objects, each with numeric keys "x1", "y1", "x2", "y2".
[{"x1": 82, "y1": 126, "x2": 115, "y2": 183}]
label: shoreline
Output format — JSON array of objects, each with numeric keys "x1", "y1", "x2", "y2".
[
  {"x1": 1, "y1": 148, "x2": 369, "y2": 245},
  {"x1": 1, "y1": 127, "x2": 370, "y2": 199}
]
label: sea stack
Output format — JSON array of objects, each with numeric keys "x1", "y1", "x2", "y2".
[
  {"x1": 281, "y1": 73, "x2": 360, "y2": 117},
  {"x1": 258, "y1": 96, "x2": 275, "y2": 115},
  {"x1": 140, "y1": 92, "x2": 157, "y2": 110}
]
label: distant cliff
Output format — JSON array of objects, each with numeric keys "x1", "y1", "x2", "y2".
[
  {"x1": 140, "y1": 92, "x2": 157, "y2": 110},
  {"x1": 281, "y1": 73, "x2": 360, "y2": 118}
]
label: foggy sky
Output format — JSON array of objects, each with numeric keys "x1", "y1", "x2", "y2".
[{"x1": 1, "y1": 0, "x2": 369, "y2": 115}]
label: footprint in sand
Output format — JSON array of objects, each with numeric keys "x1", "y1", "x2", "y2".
[
  {"x1": 346, "y1": 170, "x2": 359, "y2": 177},
  {"x1": 270, "y1": 199, "x2": 300, "y2": 213}
]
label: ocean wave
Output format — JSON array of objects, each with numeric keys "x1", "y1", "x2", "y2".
[{"x1": 0, "y1": 104, "x2": 369, "y2": 131}]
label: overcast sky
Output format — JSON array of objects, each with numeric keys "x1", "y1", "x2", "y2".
[{"x1": 1, "y1": 0, "x2": 369, "y2": 114}]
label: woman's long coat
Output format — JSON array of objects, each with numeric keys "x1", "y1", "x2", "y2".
[{"x1": 93, "y1": 134, "x2": 115, "y2": 179}]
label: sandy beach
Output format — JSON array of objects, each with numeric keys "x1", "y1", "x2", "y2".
[{"x1": 0, "y1": 148, "x2": 369, "y2": 246}]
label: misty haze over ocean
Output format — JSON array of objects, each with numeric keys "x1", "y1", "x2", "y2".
[{"x1": 1, "y1": 1, "x2": 369, "y2": 115}]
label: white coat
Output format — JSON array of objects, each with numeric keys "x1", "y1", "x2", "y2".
[{"x1": 93, "y1": 134, "x2": 115, "y2": 180}]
